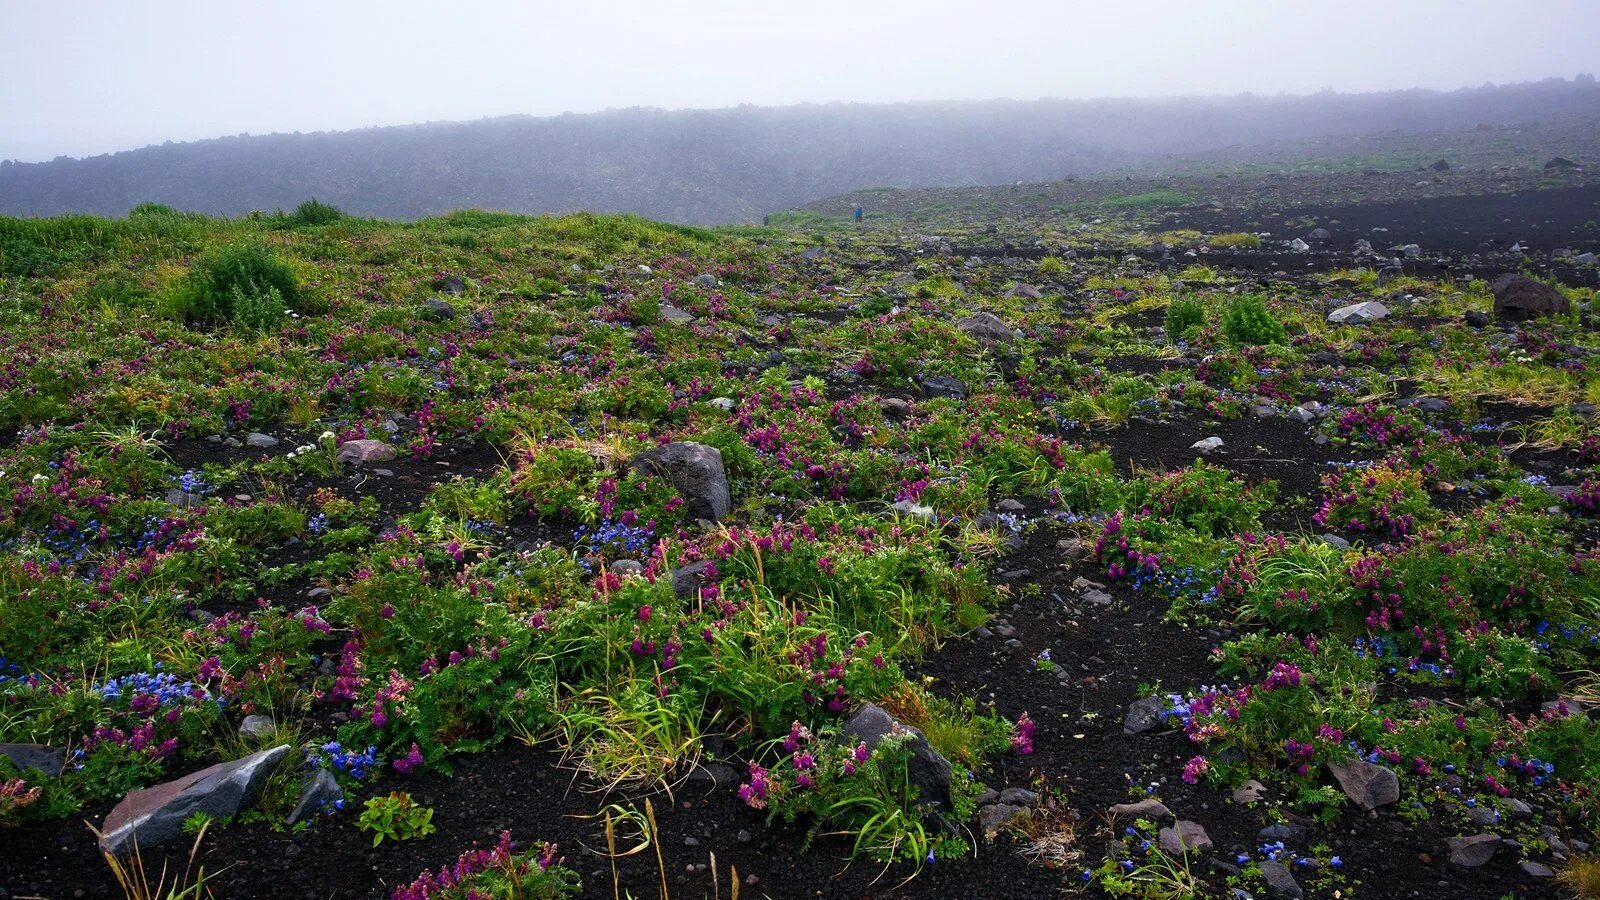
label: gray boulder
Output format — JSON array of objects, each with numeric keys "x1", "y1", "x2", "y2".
[
  {"x1": 1158, "y1": 820, "x2": 1213, "y2": 854},
  {"x1": 0, "y1": 743, "x2": 65, "y2": 777},
  {"x1": 1326, "y1": 759, "x2": 1399, "y2": 811},
  {"x1": 692, "y1": 273, "x2": 719, "y2": 290},
  {"x1": 978, "y1": 803, "x2": 1026, "y2": 839},
  {"x1": 920, "y1": 376, "x2": 968, "y2": 400},
  {"x1": 670, "y1": 560, "x2": 717, "y2": 599},
  {"x1": 842, "y1": 703, "x2": 953, "y2": 811},
  {"x1": 1447, "y1": 834, "x2": 1502, "y2": 867},
  {"x1": 1260, "y1": 860, "x2": 1304, "y2": 898},
  {"x1": 421, "y1": 297, "x2": 457, "y2": 321},
  {"x1": 958, "y1": 312, "x2": 1016, "y2": 346},
  {"x1": 631, "y1": 442, "x2": 731, "y2": 521},
  {"x1": 1108, "y1": 798, "x2": 1173, "y2": 820},
  {"x1": 99, "y1": 745, "x2": 291, "y2": 855},
  {"x1": 1492, "y1": 274, "x2": 1570, "y2": 322},
  {"x1": 238, "y1": 714, "x2": 277, "y2": 740},
  {"x1": 244, "y1": 432, "x2": 279, "y2": 449},
  {"x1": 1124, "y1": 695, "x2": 1168, "y2": 734},
  {"x1": 286, "y1": 768, "x2": 342, "y2": 825}
]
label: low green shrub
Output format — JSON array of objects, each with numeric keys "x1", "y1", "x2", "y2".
[
  {"x1": 164, "y1": 243, "x2": 301, "y2": 326},
  {"x1": 1222, "y1": 294, "x2": 1284, "y2": 346},
  {"x1": 1165, "y1": 298, "x2": 1206, "y2": 342}
]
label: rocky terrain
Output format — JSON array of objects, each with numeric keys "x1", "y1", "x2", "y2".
[{"x1": 2, "y1": 157, "x2": 1600, "y2": 899}]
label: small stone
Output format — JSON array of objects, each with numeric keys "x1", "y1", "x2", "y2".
[
  {"x1": 286, "y1": 768, "x2": 342, "y2": 825},
  {"x1": 1158, "y1": 820, "x2": 1212, "y2": 854},
  {"x1": 1326, "y1": 759, "x2": 1399, "y2": 811},
  {"x1": 1447, "y1": 834, "x2": 1502, "y2": 867},
  {"x1": 1233, "y1": 780, "x2": 1267, "y2": 803},
  {"x1": 1108, "y1": 798, "x2": 1173, "y2": 820},
  {"x1": 245, "y1": 432, "x2": 279, "y2": 448},
  {"x1": 979, "y1": 803, "x2": 1026, "y2": 839},
  {"x1": 336, "y1": 439, "x2": 397, "y2": 465},
  {"x1": 920, "y1": 375, "x2": 968, "y2": 400},
  {"x1": 1327, "y1": 301, "x2": 1390, "y2": 325},
  {"x1": 891, "y1": 499, "x2": 935, "y2": 521},
  {"x1": 1124, "y1": 695, "x2": 1168, "y2": 734},
  {"x1": 998, "y1": 787, "x2": 1038, "y2": 806},
  {"x1": 1260, "y1": 860, "x2": 1303, "y2": 899},
  {"x1": 610, "y1": 559, "x2": 644, "y2": 578},
  {"x1": 238, "y1": 714, "x2": 276, "y2": 740},
  {"x1": 1259, "y1": 823, "x2": 1305, "y2": 845},
  {"x1": 1521, "y1": 861, "x2": 1554, "y2": 879},
  {"x1": 1191, "y1": 436, "x2": 1224, "y2": 454}
]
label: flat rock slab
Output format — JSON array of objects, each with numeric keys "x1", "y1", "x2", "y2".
[
  {"x1": 1327, "y1": 300, "x2": 1390, "y2": 325},
  {"x1": 337, "y1": 439, "x2": 397, "y2": 465},
  {"x1": 0, "y1": 743, "x2": 65, "y2": 777},
  {"x1": 1447, "y1": 833, "x2": 1502, "y2": 867},
  {"x1": 1158, "y1": 820, "x2": 1213, "y2": 854},
  {"x1": 1107, "y1": 798, "x2": 1173, "y2": 820},
  {"x1": 100, "y1": 745, "x2": 290, "y2": 856},
  {"x1": 1326, "y1": 758, "x2": 1399, "y2": 811},
  {"x1": 1260, "y1": 859, "x2": 1304, "y2": 898}
]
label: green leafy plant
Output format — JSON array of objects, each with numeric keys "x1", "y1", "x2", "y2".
[
  {"x1": 358, "y1": 791, "x2": 437, "y2": 846},
  {"x1": 1221, "y1": 294, "x2": 1284, "y2": 346},
  {"x1": 164, "y1": 243, "x2": 302, "y2": 326},
  {"x1": 1164, "y1": 298, "x2": 1206, "y2": 343}
]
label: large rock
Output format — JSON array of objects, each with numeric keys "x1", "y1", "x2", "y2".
[
  {"x1": 842, "y1": 703, "x2": 953, "y2": 811},
  {"x1": 99, "y1": 745, "x2": 291, "y2": 855},
  {"x1": 978, "y1": 803, "x2": 1026, "y2": 839},
  {"x1": 0, "y1": 743, "x2": 65, "y2": 777},
  {"x1": 920, "y1": 375, "x2": 968, "y2": 400},
  {"x1": 1492, "y1": 274, "x2": 1570, "y2": 322},
  {"x1": 1447, "y1": 833, "x2": 1502, "y2": 867},
  {"x1": 1327, "y1": 301, "x2": 1390, "y2": 325},
  {"x1": 631, "y1": 442, "x2": 731, "y2": 521},
  {"x1": 1326, "y1": 759, "x2": 1399, "y2": 811},
  {"x1": 337, "y1": 439, "x2": 397, "y2": 465},
  {"x1": 958, "y1": 312, "x2": 1015, "y2": 346},
  {"x1": 1003, "y1": 283, "x2": 1043, "y2": 299}
]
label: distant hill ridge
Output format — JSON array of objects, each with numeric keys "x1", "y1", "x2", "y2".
[{"x1": 2, "y1": 77, "x2": 1598, "y2": 225}]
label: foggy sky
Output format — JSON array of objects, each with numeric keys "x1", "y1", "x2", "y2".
[{"x1": 4, "y1": 0, "x2": 1598, "y2": 163}]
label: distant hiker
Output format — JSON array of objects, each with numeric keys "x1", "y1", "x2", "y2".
[
  {"x1": 853, "y1": 206, "x2": 863, "y2": 223},
  {"x1": 763, "y1": 214, "x2": 769, "y2": 226}
]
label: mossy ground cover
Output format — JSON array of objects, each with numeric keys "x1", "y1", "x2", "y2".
[{"x1": 2, "y1": 199, "x2": 1600, "y2": 897}]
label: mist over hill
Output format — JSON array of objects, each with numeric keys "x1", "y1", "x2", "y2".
[{"x1": 2, "y1": 77, "x2": 1598, "y2": 225}]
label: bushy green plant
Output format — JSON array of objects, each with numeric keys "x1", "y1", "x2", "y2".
[
  {"x1": 1164, "y1": 298, "x2": 1206, "y2": 343},
  {"x1": 358, "y1": 791, "x2": 437, "y2": 845},
  {"x1": 165, "y1": 243, "x2": 301, "y2": 326},
  {"x1": 286, "y1": 198, "x2": 345, "y2": 226},
  {"x1": 1222, "y1": 294, "x2": 1284, "y2": 346}
]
